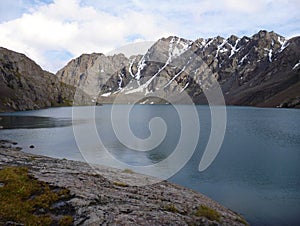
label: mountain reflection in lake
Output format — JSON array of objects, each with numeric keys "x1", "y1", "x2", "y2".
[
  {"x1": 0, "y1": 105, "x2": 300, "y2": 226},
  {"x1": 0, "y1": 115, "x2": 72, "y2": 129}
]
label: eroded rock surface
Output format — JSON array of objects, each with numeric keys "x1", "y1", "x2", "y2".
[
  {"x1": 0, "y1": 47, "x2": 89, "y2": 112},
  {"x1": 0, "y1": 142, "x2": 247, "y2": 225},
  {"x1": 57, "y1": 30, "x2": 300, "y2": 108}
]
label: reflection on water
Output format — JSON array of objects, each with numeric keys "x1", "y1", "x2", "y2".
[
  {"x1": 0, "y1": 116, "x2": 72, "y2": 129},
  {"x1": 95, "y1": 104, "x2": 181, "y2": 166},
  {"x1": 0, "y1": 105, "x2": 300, "y2": 226}
]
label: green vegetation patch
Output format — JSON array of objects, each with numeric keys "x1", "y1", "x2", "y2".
[
  {"x1": 122, "y1": 169, "x2": 134, "y2": 174},
  {"x1": 235, "y1": 216, "x2": 249, "y2": 225},
  {"x1": 0, "y1": 166, "x2": 73, "y2": 226},
  {"x1": 194, "y1": 205, "x2": 221, "y2": 222},
  {"x1": 163, "y1": 203, "x2": 180, "y2": 213},
  {"x1": 113, "y1": 181, "x2": 128, "y2": 187}
]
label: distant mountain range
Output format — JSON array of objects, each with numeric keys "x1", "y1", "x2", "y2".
[{"x1": 1, "y1": 30, "x2": 299, "y2": 111}]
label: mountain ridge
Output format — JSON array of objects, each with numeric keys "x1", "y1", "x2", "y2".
[
  {"x1": 0, "y1": 47, "x2": 89, "y2": 112},
  {"x1": 0, "y1": 30, "x2": 299, "y2": 112},
  {"x1": 57, "y1": 30, "x2": 300, "y2": 108}
]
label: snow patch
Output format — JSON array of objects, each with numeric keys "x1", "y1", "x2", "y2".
[
  {"x1": 268, "y1": 49, "x2": 273, "y2": 62},
  {"x1": 169, "y1": 37, "x2": 191, "y2": 58},
  {"x1": 144, "y1": 88, "x2": 153, "y2": 96},
  {"x1": 203, "y1": 38, "x2": 214, "y2": 50},
  {"x1": 278, "y1": 36, "x2": 285, "y2": 45},
  {"x1": 239, "y1": 53, "x2": 249, "y2": 64},
  {"x1": 142, "y1": 37, "x2": 186, "y2": 89},
  {"x1": 129, "y1": 58, "x2": 135, "y2": 77},
  {"x1": 128, "y1": 55, "x2": 147, "y2": 80},
  {"x1": 173, "y1": 38, "x2": 191, "y2": 56},
  {"x1": 135, "y1": 56, "x2": 146, "y2": 80},
  {"x1": 180, "y1": 82, "x2": 189, "y2": 93},
  {"x1": 125, "y1": 86, "x2": 145, "y2": 94},
  {"x1": 215, "y1": 39, "x2": 227, "y2": 58},
  {"x1": 140, "y1": 100, "x2": 147, "y2": 104},
  {"x1": 293, "y1": 60, "x2": 300, "y2": 70},
  {"x1": 164, "y1": 63, "x2": 188, "y2": 88},
  {"x1": 229, "y1": 38, "x2": 241, "y2": 58},
  {"x1": 279, "y1": 39, "x2": 289, "y2": 53},
  {"x1": 101, "y1": 92, "x2": 111, "y2": 97},
  {"x1": 118, "y1": 73, "x2": 123, "y2": 89}
]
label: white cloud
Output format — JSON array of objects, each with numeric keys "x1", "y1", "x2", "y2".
[
  {"x1": 0, "y1": 0, "x2": 176, "y2": 72},
  {"x1": 0, "y1": 0, "x2": 299, "y2": 72}
]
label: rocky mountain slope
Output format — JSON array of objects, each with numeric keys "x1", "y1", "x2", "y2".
[
  {"x1": 1, "y1": 30, "x2": 299, "y2": 111},
  {"x1": 57, "y1": 30, "x2": 300, "y2": 108},
  {"x1": 0, "y1": 47, "x2": 88, "y2": 112}
]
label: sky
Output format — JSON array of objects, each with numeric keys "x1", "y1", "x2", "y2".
[{"x1": 0, "y1": 0, "x2": 299, "y2": 73}]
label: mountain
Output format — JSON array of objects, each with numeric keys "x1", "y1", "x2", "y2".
[
  {"x1": 1, "y1": 30, "x2": 299, "y2": 112},
  {"x1": 0, "y1": 47, "x2": 88, "y2": 112},
  {"x1": 57, "y1": 30, "x2": 300, "y2": 108}
]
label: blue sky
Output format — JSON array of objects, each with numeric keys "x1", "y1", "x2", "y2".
[{"x1": 0, "y1": 0, "x2": 299, "y2": 72}]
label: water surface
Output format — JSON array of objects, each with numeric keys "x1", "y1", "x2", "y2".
[{"x1": 0, "y1": 105, "x2": 299, "y2": 226}]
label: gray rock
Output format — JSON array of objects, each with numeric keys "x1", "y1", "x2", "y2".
[
  {"x1": 57, "y1": 30, "x2": 300, "y2": 108},
  {"x1": 0, "y1": 47, "x2": 90, "y2": 112},
  {"x1": 1, "y1": 30, "x2": 299, "y2": 111},
  {"x1": 0, "y1": 143, "x2": 248, "y2": 226}
]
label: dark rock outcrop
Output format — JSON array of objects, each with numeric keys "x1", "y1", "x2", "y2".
[{"x1": 0, "y1": 47, "x2": 89, "y2": 112}]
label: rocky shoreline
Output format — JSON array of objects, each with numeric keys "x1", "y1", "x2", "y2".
[{"x1": 0, "y1": 140, "x2": 248, "y2": 225}]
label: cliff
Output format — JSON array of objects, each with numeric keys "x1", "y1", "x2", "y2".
[
  {"x1": 57, "y1": 30, "x2": 300, "y2": 108},
  {"x1": 1, "y1": 30, "x2": 299, "y2": 112},
  {"x1": 0, "y1": 47, "x2": 89, "y2": 112}
]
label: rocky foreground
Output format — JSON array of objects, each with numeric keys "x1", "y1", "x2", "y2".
[{"x1": 0, "y1": 141, "x2": 248, "y2": 225}]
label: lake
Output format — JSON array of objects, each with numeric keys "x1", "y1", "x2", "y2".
[{"x1": 0, "y1": 105, "x2": 300, "y2": 225}]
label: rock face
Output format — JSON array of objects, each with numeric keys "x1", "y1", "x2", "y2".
[
  {"x1": 0, "y1": 47, "x2": 88, "y2": 112},
  {"x1": 0, "y1": 142, "x2": 248, "y2": 226},
  {"x1": 57, "y1": 30, "x2": 300, "y2": 108},
  {"x1": 1, "y1": 30, "x2": 299, "y2": 111}
]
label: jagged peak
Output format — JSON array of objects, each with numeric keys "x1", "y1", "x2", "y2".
[
  {"x1": 0, "y1": 46, "x2": 31, "y2": 61},
  {"x1": 269, "y1": 30, "x2": 284, "y2": 38},
  {"x1": 0, "y1": 46, "x2": 45, "y2": 73},
  {"x1": 252, "y1": 30, "x2": 285, "y2": 41},
  {"x1": 227, "y1": 35, "x2": 239, "y2": 45},
  {"x1": 155, "y1": 36, "x2": 192, "y2": 47},
  {"x1": 214, "y1": 35, "x2": 225, "y2": 42},
  {"x1": 228, "y1": 34, "x2": 239, "y2": 40},
  {"x1": 71, "y1": 52, "x2": 128, "y2": 66},
  {"x1": 78, "y1": 52, "x2": 104, "y2": 58},
  {"x1": 56, "y1": 30, "x2": 295, "y2": 74}
]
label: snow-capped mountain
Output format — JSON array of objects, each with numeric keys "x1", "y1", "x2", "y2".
[{"x1": 57, "y1": 30, "x2": 300, "y2": 107}]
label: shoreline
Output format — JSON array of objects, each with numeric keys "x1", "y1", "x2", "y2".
[
  {"x1": 1, "y1": 102, "x2": 300, "y2": 114},
  {"x1": 0, "y1": 140, "x2": 248, "y2": 225}
]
